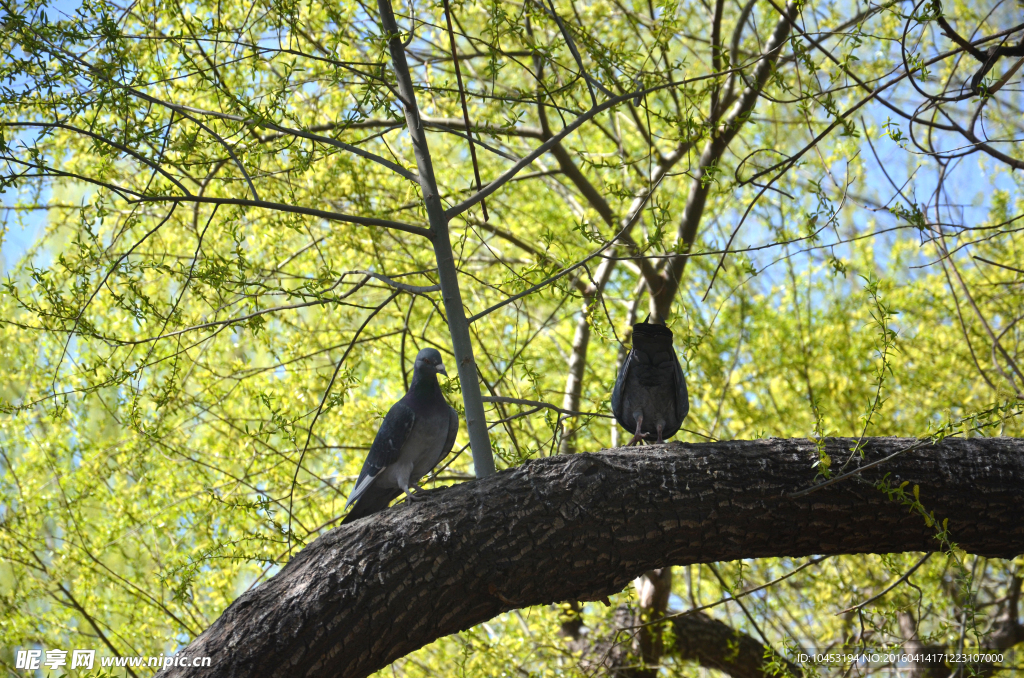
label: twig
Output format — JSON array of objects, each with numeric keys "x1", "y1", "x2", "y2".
[
  {"x1": 482, "y1": 395, "x2": 614, "y2": 418},
  {"x1": 355, "y1": 270, "x2": 440, "y2": 294},
  {"x1": 974, "y1": 256, "x2": 1024, "y2": 276},
  {"x1": 626, "y1": 557, "x2": 829, "y2": 629},
  {"x1": 788, "y1": 438, "x2": 931, "y2": 499},
  {"x1": 137, "y1": 194, "x2": 429, "y2": 237},
  {"x1": 836, "y1": 553, "x2": 932, "y2": 615}
]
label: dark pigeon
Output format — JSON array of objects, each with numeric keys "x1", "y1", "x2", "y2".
[
  {"x1": 341, "y1": 348, "x2": 459, "y2": 524},
  {"x1": 611, "y1": 317, "x2": 689, "y2": 445}
]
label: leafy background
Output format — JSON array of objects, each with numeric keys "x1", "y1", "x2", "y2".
[{"x1": 1, "y1": 0, "x2": 1022, "y2": 674}]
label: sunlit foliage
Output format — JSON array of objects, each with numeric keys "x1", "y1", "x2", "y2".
[{"x1": 1, "y1": 0, "x2": 1022, "y2": 673}]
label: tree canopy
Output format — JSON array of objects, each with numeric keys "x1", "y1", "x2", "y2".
[{"x1": 1, "y1": 0, "x2": 1023, "y2": 674}]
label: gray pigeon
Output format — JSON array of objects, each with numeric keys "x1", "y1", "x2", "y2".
[
  {"x1": 611, "y1": 317, "x2": 689, "y2": 445},
  {"x1": 341, "y1": 348, "x2": 459, "y2": 524}
]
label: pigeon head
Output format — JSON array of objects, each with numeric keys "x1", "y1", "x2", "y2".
[{"x1": 413, "y1": 348, "x2": 448, "y2": 378}]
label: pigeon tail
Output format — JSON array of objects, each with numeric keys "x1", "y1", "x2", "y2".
[{"x1": 341, "y1": 485, "x2": 402, "y2": 525}]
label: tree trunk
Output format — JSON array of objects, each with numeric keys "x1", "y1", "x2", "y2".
[
  {"x1": 651, "y1": 0, "x2": 797, "y2": 323},
  {"x1": 158, "y1": 437, "x2": 1024, "y2": 678},
  {"x1": 897, "y1": 610, "x2": 949, "y2": 678},
  {"x1": 671, "y1": 611, "x2": 801, "y2": 678}
]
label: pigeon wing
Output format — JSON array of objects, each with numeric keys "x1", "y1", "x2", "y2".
[
  {"x1": 344, "y1": 401, "x2": 415, "y2": 510},
  {"x1": 611, "y1": 348, "x2": 636, "y2": 425},
  {"x1": 423, "y1": 405, "x2": 459, "y2": 478},
  {"x1": 442, "y1": 406, "x2": 459, "y2": 464},
  {"x1": 672, "y1": 353, "x2": 689, "y2": 423},
  {"x1": 340, "y1": 485, "x2": 402, "y2": 525}
]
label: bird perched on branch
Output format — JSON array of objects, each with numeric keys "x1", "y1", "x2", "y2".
[
  {"x1": 611, "y1": 317, "x2": 689, "y2": 445},
  {"x1": 341, "y1": 348, "x2": 459, "y2": 524}
]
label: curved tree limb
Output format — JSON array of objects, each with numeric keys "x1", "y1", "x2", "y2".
[
  {"x1": 159, "y1": 437, "x2": 1024, "y2": 678},
  {"x1": 671, "y1": 611, "x2": 801, "y2": 678}
]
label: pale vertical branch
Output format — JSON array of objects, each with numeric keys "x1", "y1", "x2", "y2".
[
  {"x1": 378, "y1": 0, "x2": 495, "y2": 476},
  {"x1": 558, "y1": 256, "x2": 617, "y2": 455},
  {"x1": 633, "y1": 567, "x2": 673, "y2": 674},
  {"x1": 708, "y1": 0, "x2": 726, "y2": 123}
]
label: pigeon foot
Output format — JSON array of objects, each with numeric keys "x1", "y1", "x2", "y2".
[
  {"x1": 626, "y1": 414, "x2": 647, "y2": 446},
  {"x1": 402, "y1": 483, "x2": 425, "y2": 504}
]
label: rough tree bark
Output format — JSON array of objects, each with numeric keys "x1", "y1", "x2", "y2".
[
  {"x1": 159, "y1": 437, "x2": 1024, "y2": 678},
  {"x1": 670, "y1": 611, "x2": 802, "y2": 678}
]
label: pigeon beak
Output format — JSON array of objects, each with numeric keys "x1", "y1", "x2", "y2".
[{"x1": 435, "y1": 363, "x2": 448, "y2": 376}]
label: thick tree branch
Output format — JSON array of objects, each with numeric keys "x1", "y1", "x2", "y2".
[
  {"x1": 565, "y1": 594, "x2": 799, "y2": 678},
  {"x1": 160, "y1": 437, "x2": 1024, "y2": 678},
  {"x1": 935, "y1": 13, "x2": 1024, "y2": 93},
  {"x1": 535, "y1": 103, "x2": 663, "y2": 290},
  {"x1": 672, "y1": 611, "x2": 800, "y2": 678},
  {"x1": 652, "y1": 0, "x2": 797, "y2": 322}
]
